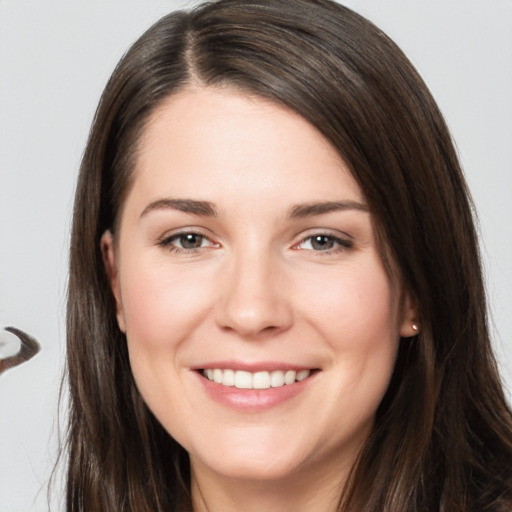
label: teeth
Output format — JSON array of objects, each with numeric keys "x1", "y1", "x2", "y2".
[
  {"x1": 284, "y1": 370, "x2": 296, "y2": 385},
  {"x1": 222, "y1": 369, "x2": 235, "y2": 386},
  {"x1": 296, "y1": 369, "x2": 310, "y2": 382},
  {"x1": 213, "y1": 369, "x2": 223, "y2": 384},
  {"x1": 253, "y1": 371, "x2": 271, "y2": 389},
  {"x1": 235, "y1": 370, "x2": 252, "y2": 389},
  {"x1": 270, "y1": 370, "x2": 285, "y2": 387},
  {"x1": 202, "y1": 369, "x2": 311, "y2": 389}
]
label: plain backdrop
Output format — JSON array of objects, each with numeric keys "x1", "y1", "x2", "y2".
[{"x1": 1, "y1": 1, "x2": 511, "y2": 510}]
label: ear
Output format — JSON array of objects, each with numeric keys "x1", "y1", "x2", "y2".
[
  {"x1": 399, "y1": 291, "x2": 420, "y2": 338},
  {"x1": 100, "y1": 230, "x2": 126, "y2": 333}
]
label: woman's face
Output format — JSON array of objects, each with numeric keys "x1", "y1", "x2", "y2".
[{"x1": 103, "y1": 87, "x2": 416, "y2": 488}]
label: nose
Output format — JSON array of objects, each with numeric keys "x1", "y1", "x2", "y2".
[{"x1": 215, "y1": 250, "x2": 293, "y2": 338}]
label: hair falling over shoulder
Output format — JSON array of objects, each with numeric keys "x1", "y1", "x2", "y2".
[{"x1": 62, "y1": 1, "x2": 512, "y2": 510}]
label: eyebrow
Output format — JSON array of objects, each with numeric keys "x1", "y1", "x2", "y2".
[
  {"x1": 140, "y1": 198, "x2": 368, "y2": 220},
  {"x1": 287, "y1": 200, "x2": 368, "y2": 219},
  {"x1": 140, "y1": 198, "x2": 218, "y2": 218}
]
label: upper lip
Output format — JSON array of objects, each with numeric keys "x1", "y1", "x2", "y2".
[{"x1": 190, "y1": 361, "x2": 316, "y2": 372}]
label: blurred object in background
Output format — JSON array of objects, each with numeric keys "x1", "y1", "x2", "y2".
[{"x1": 0, "y1": 327, "x2": 40, "y2": 375}]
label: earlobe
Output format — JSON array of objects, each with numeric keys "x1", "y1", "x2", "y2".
[
  {"x1": 100, "y1": 230, "x2": 126, "y2": 333},
  {"x1": 399, "y1": 291, "x2": 420, "y2": 338}
]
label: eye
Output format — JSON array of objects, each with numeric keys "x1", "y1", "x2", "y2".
[
  {"x1": 295, "y1": 234, "x2": 353, "y2": 252},
  {"x1": 173, "y1": 233, "x2": 208, "y2": 249},
  {"x1": 159, "y1": 231, "x2": 218, "y2": 252}
]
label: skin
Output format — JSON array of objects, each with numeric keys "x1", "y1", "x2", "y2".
[{"x1": 102, "y1": 86, "x2": 417, "y2": 512}]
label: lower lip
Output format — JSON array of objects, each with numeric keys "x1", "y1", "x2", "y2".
[{"x1": 195, "y1": 371, "x2": 316, "y2": 412}]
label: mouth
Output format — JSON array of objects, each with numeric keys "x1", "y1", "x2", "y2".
[
  {"x1": 200, "y1": 368, "x2": 315, "y2": 390},
  {"x1": 195, "y1": 365, "x2": 319, "y2": 411}
]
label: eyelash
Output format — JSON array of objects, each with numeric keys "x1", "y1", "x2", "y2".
[
  {"x1": 294, "y1": 233, "x2": 354, "y2": 254},
  {"x1": 158, "y1": 231, "x2": 353, "y2": 255},
  {"x1": 158, "y1": 231, "x2": 217, "y2": 254}
]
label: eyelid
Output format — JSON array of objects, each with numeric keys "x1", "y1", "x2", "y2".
[
  {"x1": 156, "y1": 227, "x2": 354, "y2": 254},
  {"x1": 157, "y1": 228, "x2": 219, "y2": 252},
  {"x1": 292, "y1": 229, "x2": 354, "y2": 252}
]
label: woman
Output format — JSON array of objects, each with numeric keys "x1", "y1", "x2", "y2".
[{"x1": 65, "y1": 0, "x2": 512, "y2": 510}]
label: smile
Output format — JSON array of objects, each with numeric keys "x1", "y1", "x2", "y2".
[{"x1": 202, "y1": 368, "x2": 311, "y2": 389}]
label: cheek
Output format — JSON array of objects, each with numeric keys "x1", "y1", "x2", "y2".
[
  {"x1": 118, "y1": 259, "x2": 212, "y2": 422},
  {"x1": 297, "y1": 259, "x2": 401, "y2": 418},
  {"x1": 120, "y1": 259, "x2": 214, "y2": 350},
  {"x1": 299, "y1": 259, "x2": 399, "y2": 345}
]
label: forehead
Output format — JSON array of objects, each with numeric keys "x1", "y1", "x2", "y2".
[{"x1": 129, "y1": 86, "x2": 364, "y2": 213}]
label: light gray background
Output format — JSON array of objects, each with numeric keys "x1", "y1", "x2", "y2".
[{"x1": 1, "y1": 1, "x2": 511, "y2": 510}]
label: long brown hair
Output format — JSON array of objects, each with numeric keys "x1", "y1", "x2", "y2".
[{"x1": 65, "y1": 1, "x2": 512, "y2": 510}]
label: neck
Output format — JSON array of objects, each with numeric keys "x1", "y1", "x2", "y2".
[{"x1": 190, "y1": 451, "x2": 356, "y2": 512}]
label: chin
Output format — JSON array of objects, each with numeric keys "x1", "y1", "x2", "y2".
[
  {"x1": 187, "y1": 428, "x2": 311, "y2": 482},
  {"x1": 194, "y1": 452, "x2": 305, "y2": 483}
]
